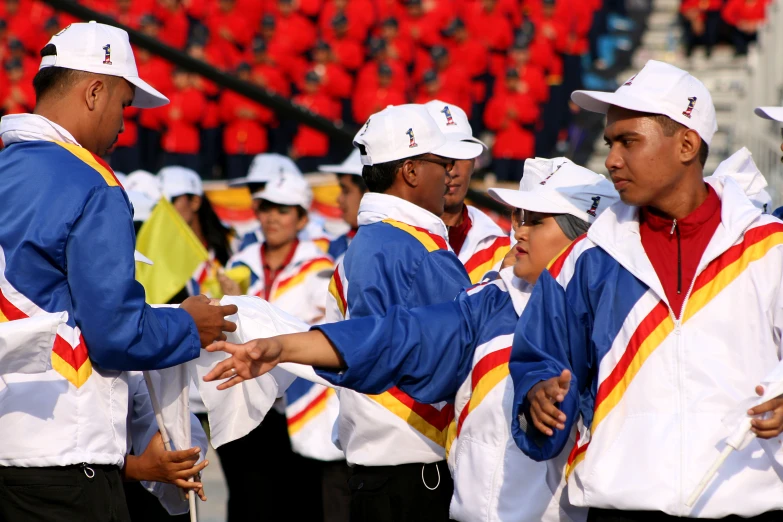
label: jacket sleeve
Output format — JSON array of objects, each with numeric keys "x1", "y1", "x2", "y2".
[
  {"x1": 314, "y1": 294, "x2": 479, "y2": 403},
  {"x1": 509, "y1": 269, "x2": 591, "y2": 461},
  {"x1": 66, "y1": 186, "x2": 200, "y2": 371}
]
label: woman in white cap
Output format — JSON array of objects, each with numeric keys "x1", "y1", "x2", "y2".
[
  {"x1": 219, "y1": 171, "x2": 346, "y2": 521},
  {"x1": 204, "y1": 158, "x2": 619, "y2": 522}
]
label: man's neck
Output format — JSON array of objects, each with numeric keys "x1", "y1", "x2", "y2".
[
  {"x1": 441, "y1": 203, "x2": 465, "y2": 227},
  {"x1": 33, "y1": 105, "x2": 87, "y2": 151},
  {"x1": 649, "y1": 179, "x2": 710, "y2": 221}
]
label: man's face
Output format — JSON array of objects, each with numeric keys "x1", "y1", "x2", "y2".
[
  {"x1": 410, "y1": 154, "x2": 454, "y2": 216},
  {"x1": 93, "y1": 77, "x2": 135, "y2": 157},
  {"x1": 603, "y1": 106, "x2": 685, "y2": 208},
  {"x1": 337, "y1": 174, "x2": 365, "y2": 229},
  {"x1": 444, "y1": 158, "x2": 474, "y2": 211}
]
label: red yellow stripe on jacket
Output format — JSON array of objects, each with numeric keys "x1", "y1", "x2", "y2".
[
  {"x1": 288, "y1": 387, "x2": 336, "y2": 435},
  {"x1": 369, "y1": 387, "x2": 455, "y2": 447},
  {"x1": 382, "y1": 219, "x2": 449, "y2": 252},
  {"x1": 272, "y1": 257, "x2": 333, "y2": 300},
  {"x1": 547, "y1": 234, "x2": 588, "y2": 278},
  {"x1": 464, "y1": 237, "x2": 511, "y2": 284},
  {"x1": 565, "y1": 432, "x2": 589, "y2": 479},
  {"x1": 53, "y1": 141, "x2": 122, "y2": 188},
  {"x1": 0, "y1": 287, "x2": 91, "y2": 388},
  {"x1": 328, "y1": 268, "x2": 347, "y2": 317},
  {"x1": 456, "y1": 347, "x2": 511, "y2": 437}
]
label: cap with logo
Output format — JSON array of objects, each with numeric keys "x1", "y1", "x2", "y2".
[
  {"x1": 159, "y1": 166, "x2": 204, "y2": 200},
  {"x1": 229, "y1": 153, "x2": 303, "y2": 187},
  {"x1": 254, "y1": 172, "x2": 313, "y2": 209},
  {"x1": 318, "y1": 148, "x2": 363, "y2": 176},
  {"x1": 424, "y1": 99, "x2": 487, "y2": 150},
  {"x1": 488, "y1": 158, "x2": 619, "y2": 223},
  {"x1": 571, "y1": 60, "x2": 718, "y2": 146},
  {"x1": 353, "y1": 104, "x2": 483, "y2": 165},
  {"x1": 754, "y1": 106, "x2": 783, "y2": 123},
  {"x1": 39, "y1": 21, "x2": 169, "y2": 109}
]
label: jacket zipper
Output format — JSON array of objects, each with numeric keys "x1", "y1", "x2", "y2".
[{"x1": 670, "y1": 219, "x2": 681, "y2": 294}]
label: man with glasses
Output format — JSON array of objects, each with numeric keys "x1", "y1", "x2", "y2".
[{"x1": 325, "y1": 104, "x2": 482, "y2": 521}]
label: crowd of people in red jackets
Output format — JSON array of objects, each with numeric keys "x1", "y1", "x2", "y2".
[
  {"x1": 680, "y1": 0, "x2": 770, "y2": 58},
  {"x1": 2, "y1": 0, "x2": 623, "y2": 181}
]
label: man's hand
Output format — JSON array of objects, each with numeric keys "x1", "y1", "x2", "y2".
[
  {"x1": 181, "y1": 295, "x2": 238, "y2": 347},
  {"x1": 124, "y1": 432, "x2": 208, "y2": 501},
  {"x1": 525, "y1": 369, "x2": 571, "y2": 436},
  {"x1": 217, "y1": 271, "x2": 242, "y2": 296},
  {"x1": 203, "y1": 338, "x2": 284, "y2": 390},
  {"x1": 749, "y1": 385, "x2": 783, "y2": 439}
]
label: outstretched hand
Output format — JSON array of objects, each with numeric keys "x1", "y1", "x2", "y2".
[
  {"x1": 181, "y1": 294, "x2": 238, "y2": 347},
  {"x1": 203, "y1": 338, "x2": 284, "y2": 390},
  {"x1": 526, "y1": 369, "x2": 571, "y2": 437}
]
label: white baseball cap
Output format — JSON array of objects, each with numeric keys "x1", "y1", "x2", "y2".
[
  {"x1": 254, "y1": 172, "x2": 313, "y2": 209},
  {"x1": 159, "y1": 166, "x2": 204, "y2": 199},
  {"x1": 571, "y1": 60, "x2": 717, "y2": 146},
  {"x1": 754, "y1": 107, "x2": 783, "y2": 123},
  {"x1": 353, "y1": 104, "x2": 483, "y2": 165},
  {"x1": 488, "y1": 158, "x2": 619, "y2": 223},
  {"x1": 318, "y1": 148, "x2": 363, "y2": 176},
  {"x1": 39, "y1": 21, "x2": 169, "y2": 109},
  {"x1": 228, "y1": 153, "x2": 303, "y2": 187},
  {"x1": 124, "y1": 169, "x2": 161, "y2": 201},
  {"x1": 127, "y1": 189, "x2": 157, "y2": 222},
  {"x1": 424, "y1": 99, "x2": 488, "y2": 150}
]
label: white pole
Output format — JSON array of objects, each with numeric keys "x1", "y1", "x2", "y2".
[
  {"x1": 685, "y1": 445, "x2": 733, "y2": 508},
  {"x1": 143, "y1": 372, "x2": 198, "y2": 522}
]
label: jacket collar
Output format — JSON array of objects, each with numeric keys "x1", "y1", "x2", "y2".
[
  {"x1": 588, "y1": 158, "x2": 762, "y2": 305},
  {"x1": 498, "y1": 267, "x2": 533, "y2": 317},
  {"x1": 0, "y1": 113, "x2": 81, "y2": 147},
  {"x1": 357, "y1": 193, "x2": 449, "y2": 241},
  {"x1": 466, "y1": 205, "x2": 505, "y2": 240},
  {"x1": 234, "y1": 240, "x2": 326, "y2": 279}
]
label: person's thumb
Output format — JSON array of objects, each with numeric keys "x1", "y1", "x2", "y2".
[{"x1": 558, "y1": 369, "x2": 572, "y2": 392}]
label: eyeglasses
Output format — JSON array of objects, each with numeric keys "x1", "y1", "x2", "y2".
[{"x1": 409, "y1": 156, "x2": 455, "y2": 173}]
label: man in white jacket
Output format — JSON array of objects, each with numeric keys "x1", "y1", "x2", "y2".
[{"x1": 511, "y1": 60, "x2": 783, "y2": 520}]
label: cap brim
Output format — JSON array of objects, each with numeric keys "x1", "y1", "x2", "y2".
[
  {"x1": 431, "y1": 139, "x2": 483, "y2": 160},
  {"x1": 755, "y1": 107, "x2": 783, "y2": 123},
  {"x1": 317, "y1": 164, "x2": 363, "y2": 175},
  {"x1": 444, "y1": 132, "x2": 489, "y2": 151},
  {"x1": 228, "y1": 177, "x2": 251, "y2": 186},
  {"x1": 126, "y1": 76, "x2": 169, "y2": 109},
  {"x1": 571, "y1": 90, "x2": 653, "y2": 115},
  {"x1": 254, "y1": 190, "x2": 307, "y2": 207},
  {"x1": 487, "y1": 187, "x2": 570, "y2": 215}
]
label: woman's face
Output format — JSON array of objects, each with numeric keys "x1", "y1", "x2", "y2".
[
  {"x1": 258, "y1": 201, "x2": 307, "y2": 248},
  {"x1": 511, "y1": 210, "x2": 572, "y2": 284},
  {"x1": 172, "y1": 194, "x2": 202, "y2": 227}
]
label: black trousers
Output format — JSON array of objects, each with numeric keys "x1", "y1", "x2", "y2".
[
  {"x1": 348, "y1": 461, "x2": 453, "y2": 522},
  {"x1": 588, "y1": 508, "x2": 782, "y2": 521},
  {"x1": 0, "y1": 464, "x2": 130, "y2": 522}
]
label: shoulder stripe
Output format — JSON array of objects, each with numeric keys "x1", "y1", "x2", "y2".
[
  {"x1": 464, "y1": 237, "x2": 511, "y2": 284},
  {"x1": 547, "y1": 234, "x2": 588, "y2": 278},
  {"x1": 381, "y1": 218, "x2": 448, "y2": 252},
  {"x1": 272, "y1": 257, "x2": 333, "y2": 300},
  {"x1": 53, "y1": 141, "x2": 121, "y2": 187},
  {"x1": 328, "y1": 267, "x2": 347, "y2": 318}
]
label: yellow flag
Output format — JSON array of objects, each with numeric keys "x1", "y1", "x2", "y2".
[
  {"x1": 200, "y1": 265, "x2": 252, "y2": 299},
  {"x1": 135, "y1": 197, "x2": 209, "y2": 304}
]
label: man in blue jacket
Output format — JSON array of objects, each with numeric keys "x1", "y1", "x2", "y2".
[{"x1": 0, "y1": 22, "x2": 235, "y2": 521}]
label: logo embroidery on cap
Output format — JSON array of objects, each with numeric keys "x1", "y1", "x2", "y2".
[
  {"x1": 102, "y1": 44, "x2": 112, "y2": 65},
  {"x1": 623, "y1": 74, "x2": 636, "y2": 86},
  {"x1": 360, "y1": 118, "x2": 371, "y2": 136},
  {"x1": 441, "y1": 106, "x2": 457, "y2": 126},
  {"x1": 55, "y1": 24, "x2": 72, "y2": 37},
  {"x1": 586, "y1": 196, "x2": 601, "y2": 217},
  {"x1": 682, "y1": 97, "x2": 697, "y2": 118},
  {"x1": 406, "y1": 128, "x2": 418, "y2": 148},
  {"x1": 539, "y1": 163, "x2": 564, "y2": 185}
]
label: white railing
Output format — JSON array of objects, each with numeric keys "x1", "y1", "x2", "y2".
[{"x1": 734, "y1": 0, "x2": 783, "y2": 205}]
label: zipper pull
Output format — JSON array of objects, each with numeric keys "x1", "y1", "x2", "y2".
[{"x1": 670, "y1": 218, "x2": 677, "y2": 235}]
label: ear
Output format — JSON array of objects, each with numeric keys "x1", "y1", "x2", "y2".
[
  {"x1": 400, "y1": 160, "x2": 419, "y2": 188},
  {"x1": 296, "y1": 213, "x2": 309, "y2": 232},
  {"x1": 679, "y1": 128, "x2": 701, "y2": 165},
  {"x1": 190, "y1": 195, "x2": 203, "y2": 213},
  {"x1": 84, "y1": 78, "x2": 107, "y2": 111}
]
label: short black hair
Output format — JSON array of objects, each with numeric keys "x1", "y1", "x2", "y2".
[
  {"x1": 349, "y1": 174, "x2": 368, "y2": 192},
  {"x1": 362, "y1": 161, "x2": 399, "y2": 193},
  {"x1": 650, "y1": 114, "x2": 709, "y2": 168},
  {"x1": 32, "y1": 44, "x2": 86, "y2": 102}
]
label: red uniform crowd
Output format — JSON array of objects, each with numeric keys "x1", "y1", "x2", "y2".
[
  {"x1": 679, "y1": 0, "x2": 770, "y2": 57},
  {"x1": 0, "y1": 0, "x2": 610, "y2": 180}
]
